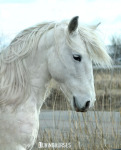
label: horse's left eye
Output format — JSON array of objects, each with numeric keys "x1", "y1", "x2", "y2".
[{"x1": 73, "y1": 54, "x2": 82, "y2": 62}]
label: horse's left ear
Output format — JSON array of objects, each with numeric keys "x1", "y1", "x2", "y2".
[{"x1": 68, "y1": 16, "x2": 79, "y2": 33}]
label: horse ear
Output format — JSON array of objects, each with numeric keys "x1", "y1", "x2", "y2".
[
  {"x1": 91, "y1": 22, "x2": 101, "y2": 30},
  {"x1": 68, "y1": 16, "x2": 79, "y2": 33}
]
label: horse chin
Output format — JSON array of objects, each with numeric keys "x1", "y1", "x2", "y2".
[{"x1": 75, "y1": 108, "x2": 88, "y2": 112}]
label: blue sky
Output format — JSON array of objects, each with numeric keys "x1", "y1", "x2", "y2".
[{"x1": 0, "y1": 0, "x2": 121, "y2": 44}]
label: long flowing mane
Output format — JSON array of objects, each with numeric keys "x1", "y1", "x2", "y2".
[
  {"x1": 0, "y1": 20, "x2": 112, "y2": 107},
  {"x1": 0, "y1": 22, "x2": 56, "y2": 107}
]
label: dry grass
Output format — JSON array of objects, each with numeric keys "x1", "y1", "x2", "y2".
[
  {"x1": 32, "y1": 68, "x2": 121, "y2": 150},
  {"x1": 94, "y1": 68, "x2": 121, "y2": 111}
]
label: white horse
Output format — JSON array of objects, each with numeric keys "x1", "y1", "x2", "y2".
[{"x1": 0, "y1": 16, "x2": 112, "y2": 150}]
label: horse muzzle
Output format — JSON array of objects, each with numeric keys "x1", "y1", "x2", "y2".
[{"x1": 73, "y1": 96, "x2": 90, "y2": 112}]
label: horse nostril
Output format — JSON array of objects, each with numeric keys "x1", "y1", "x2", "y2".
[{"x1": 85, "y1": 101, "x2": 90, "y2": 109}]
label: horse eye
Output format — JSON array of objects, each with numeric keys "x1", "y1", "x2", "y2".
[{"x1": 73, "y1": 54, "x2": 82, "y2": 62}]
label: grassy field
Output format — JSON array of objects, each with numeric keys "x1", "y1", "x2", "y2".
[
  {"x1": 94, "y1": 68, "x2": 121, "y2": 111},
  {"x1": 32, "y1": 67, "x2": 121, "y2": 150}
]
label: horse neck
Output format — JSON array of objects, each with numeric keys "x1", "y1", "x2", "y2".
[{"x1": 28, "y1": 36, "x2": 52, "y2": 109}]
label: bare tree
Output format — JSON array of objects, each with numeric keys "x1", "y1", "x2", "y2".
[
  {"x1": 111, "y1": 36, "x2": 121, "y2": 64},
  {"x1": 0, "y1": 34, "x2": 8, "y2": 51}
]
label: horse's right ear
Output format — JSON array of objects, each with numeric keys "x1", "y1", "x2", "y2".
[
  {"x1": 68, "y1": 16, "x2": 79, "y2": 33},
  {"x1": 91, "y1": 22, "x2": 101, "y2": 30}
]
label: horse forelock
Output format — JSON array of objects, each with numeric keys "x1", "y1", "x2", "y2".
[
  {"x1": 78, "y1": 26, "x2": 112, "y2": 68},
  {"x1": 65, "y1": 25, "x2": 112, "y2": 68}
]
